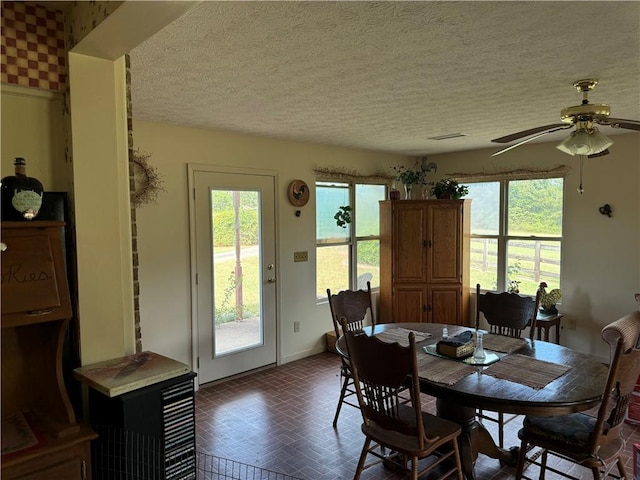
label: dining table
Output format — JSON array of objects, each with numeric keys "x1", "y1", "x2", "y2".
[{"x1": 335, "y1": 322, "x2": 608, "y2": 480}]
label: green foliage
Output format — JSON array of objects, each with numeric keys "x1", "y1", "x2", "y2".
[
  {"x1": 508, "y1": 179, "x2": 563, "y2": 235},
  {"x1": 431, "y1": 178, "x2": 469, "y2": 199},
  {"x1": 334, "y1": 205, "x2": 352, "y2": 228},
  {"x1": 392, "y1": 164, "x2": 424, "y2": 185},
  {"x1": 214, "y1": 271, "x2": 243, "y2": 325},
  {"x1": 358, "y1": 241, "x2": 379, "y2": 266},
  {"x1": 213, "y1": 210, "x2": 259, "y2": 246}
]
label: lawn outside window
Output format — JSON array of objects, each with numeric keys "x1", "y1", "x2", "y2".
[{"x1": 316, "y1": 181, "x2": 386, "y2": 300}]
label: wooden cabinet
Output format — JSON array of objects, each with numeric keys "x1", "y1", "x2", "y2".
[
  {"x1": 379, "y1": 200, "x2": 471, "y2": 325},
  {"x1": 1, "y1": 221, "x2": 96, "y2": 480}
]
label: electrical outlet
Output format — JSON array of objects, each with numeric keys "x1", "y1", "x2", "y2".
[
  {"x1": 565, "y1": 317, "x2": 576, "y2": 330},
  {"x1": 293, "y1": 251, "x2": 308, "y2": 262},
  {"x1": 293, "y1": 321, "x2": 300, "y2": 333}
]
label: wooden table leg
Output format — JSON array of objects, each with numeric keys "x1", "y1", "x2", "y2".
[{"x1": 436, "y1": 398, "x2": 519, "y2": 480}]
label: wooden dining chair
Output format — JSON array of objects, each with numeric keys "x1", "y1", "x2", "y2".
[
  {"x1": 475, "y1": 283, "x2": 541, "y2": 448},
  {"x1": 326, "y1": 281, "x2": 375, "y2": 427},
  {"x1": 515, "y1": 310, "x2": 640, "y2": 480},
  {"x1": 341, "y1": 319, "x2": 463, "y2": 480}
]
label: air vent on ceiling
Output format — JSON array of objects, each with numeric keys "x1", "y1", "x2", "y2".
[{"x1": 428, "y1": 133, "x2": 467, "y2": 141}]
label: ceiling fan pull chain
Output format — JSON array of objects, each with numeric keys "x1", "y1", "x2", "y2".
[{"x1": 577, "y1": 155, "x2": 585, "y2": 194}]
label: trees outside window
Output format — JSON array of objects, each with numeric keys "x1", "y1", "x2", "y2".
[{"x1": 468, "y1": 178, "x2": 563, "y2": 295}]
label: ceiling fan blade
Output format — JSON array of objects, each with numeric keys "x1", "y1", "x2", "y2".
[
  {"x1": 587, "y1": 149, "x2": 610, "y2": 159},
  {"x1": 491, "y1": 131, "x2": 552, "y2": 156},
  {"x1": 491, "y1": 124, "x2": 569, "y2": 143},
  {"x1": 603, "y1": 118, "x2": 640, "y2": 131},
  {"x1": 491, "y1": 124, "x2": 574, "y2": 157}
]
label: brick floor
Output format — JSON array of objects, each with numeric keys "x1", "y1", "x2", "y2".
[{"x1": 195, "y1": 352, "x2": 640, "y2": 479}]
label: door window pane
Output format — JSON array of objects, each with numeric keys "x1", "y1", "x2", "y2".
[{"x1": 211, "y1": 190, "x2": 262, "y2": 356}]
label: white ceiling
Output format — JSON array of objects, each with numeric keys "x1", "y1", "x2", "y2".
[{"x1": 129, "y1": 1, "x2": 640, "y2": 156}]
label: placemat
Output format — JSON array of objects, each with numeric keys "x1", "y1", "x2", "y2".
[
  {"x1": 375, "y1": 328, "x2": 432, "y2": 347},
  {"x1": 482, "y1": 354, "x2": 571, "y2": 389},
  {"x1": 417, "y1": 352, "x2": 477, "y2": 385},
  {"x1": 482, "y1": 334, "x2": 527, "y2": 353}
]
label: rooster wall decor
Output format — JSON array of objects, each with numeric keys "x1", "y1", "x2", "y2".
[{"x1": 287, "y1": 180, "x2": 309, "y2": 207}]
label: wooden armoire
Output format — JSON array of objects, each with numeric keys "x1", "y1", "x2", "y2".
[
  {"x1": 379, "y1": 199, "x2": 471, "y2": 325},
  {"x1": 1, "y1": 221, "x2": 96, "y2": 479}
]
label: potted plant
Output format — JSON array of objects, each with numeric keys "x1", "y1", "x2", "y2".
[
  {"x1": 431, "y1": 178, "x2": 469, "y2": 199},
  {"x1": 392, "y1": 164, "x2": 424, "y2": 199}
]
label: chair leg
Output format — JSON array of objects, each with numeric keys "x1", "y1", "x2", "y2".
[
  {"x1": 333, "y1": 373, "x2": 351, "y2": 427},
  {"x1": 498, "y1": 412, "x2": 504, "y2": 448},
  {"x1": 540, "y1": 448, "x2": 548, "y2": 480},
  {"x1": 590, "y1": 467, "x2": 601, "y2": 479},
  {"x1": 616, "y1": 457, "x2": 628, "y2": 479},
  {"x1": 410, "y1": 455, "x2": 418, "y2": 480},
  {"x1": 452, "y1": 438, "x2": 464, "y2": 480},
  {"x1": 514, "y1": 438, "x2": 529, "y2": 480},
  {"x1": 353, "y1": 438, "x2": 371, "y2": 480}
]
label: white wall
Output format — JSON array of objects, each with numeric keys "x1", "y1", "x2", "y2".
[
  {"x1": 134, "y1": 119, "x2": 639, "y2": 368},
  {"x1": 430, "y1": 133, "x2": 640, "y2": 360},
  {"x1": 133, "y1": 119, "x2": 407, "y2": 366},
  {"x1": 3, "y1": 84, "x2": 638, "y2": 368}
]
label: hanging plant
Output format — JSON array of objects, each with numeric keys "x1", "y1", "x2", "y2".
[{"x1": 334, "y1": 206, "x2": 352, "y2": 228}]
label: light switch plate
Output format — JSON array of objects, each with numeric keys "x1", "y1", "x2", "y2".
[{"x1": 293, "y1": 251, "x2": 308, "y2": 262}]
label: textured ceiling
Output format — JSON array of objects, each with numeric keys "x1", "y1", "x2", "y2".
[{"x1": 129, "y1": 1, "x2": 640, "y2": 156}]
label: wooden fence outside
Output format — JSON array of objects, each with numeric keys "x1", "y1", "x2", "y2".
[{"x1": 470, "y1": 238, "x2": 560, "y2": 283}]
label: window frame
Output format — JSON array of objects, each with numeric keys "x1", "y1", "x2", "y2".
[
  {"x1": 469, "y1": 177, "x2": 563, "y2": 294},
  {"x1": 316, "y1": 180, "x2": 387, "y2": 301}
]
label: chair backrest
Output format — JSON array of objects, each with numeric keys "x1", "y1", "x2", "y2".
[
  {"x1": 341, "y1": 319, "x2": 430, "y2": 449},
  {"x1": 476, "y1": 284, "x2": 540, "y2": 340},
  {"x1": 327, "y1": 281, "x2": 375, "y2": 338},
  {"x1": 590, "y1": 311, "x2": 640, "y2": 453}
]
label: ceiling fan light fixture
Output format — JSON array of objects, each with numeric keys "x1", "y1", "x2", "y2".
[{"x1": 556, "y1": 127, "x2": 613, "y2": 156}]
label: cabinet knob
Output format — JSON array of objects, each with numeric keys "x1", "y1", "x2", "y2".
[
  {"x1": 0, "y1": 242, "x2": 6, "y2": 252},
  {"x1": 423, "y1": 240, "x2": 432, "y2": 248}
]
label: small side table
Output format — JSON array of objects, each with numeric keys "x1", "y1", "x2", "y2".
[{"x1": 535, "y1": 311, "x2": 563, "y2": 344}]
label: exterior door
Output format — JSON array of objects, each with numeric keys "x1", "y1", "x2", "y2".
[{"x1": 190, "y1": 165, "x2": 277, "y2": 385}]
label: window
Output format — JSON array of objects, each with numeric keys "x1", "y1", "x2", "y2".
[
  {"x1": 468, "y1": 178, "x2": 563, "y2": 295},
  {"x1": 316, "y1": 181, "x2": 386, "y2": 299}
]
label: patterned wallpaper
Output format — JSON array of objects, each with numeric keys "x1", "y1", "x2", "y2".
[{"x1": 1, "y1": 1, "x2": 66, "y2": 91}]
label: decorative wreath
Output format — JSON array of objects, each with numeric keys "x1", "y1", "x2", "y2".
[{"x1": 131, "y1": 150, "x2": 164, "y2": 208}]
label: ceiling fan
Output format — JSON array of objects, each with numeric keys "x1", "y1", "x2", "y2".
[{"x1": 491, "y1": 79, "x2": 640, "y2": 158}]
